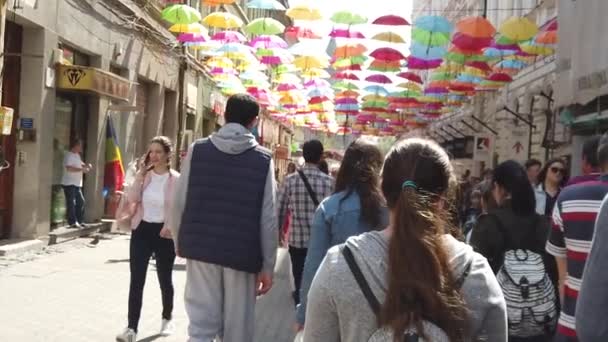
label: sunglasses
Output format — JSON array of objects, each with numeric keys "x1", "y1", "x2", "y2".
[{"x1": 550, "y1": 167, "x2": 565, "y2": 174}]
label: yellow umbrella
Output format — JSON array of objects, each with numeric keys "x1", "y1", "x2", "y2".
[
  {"x1": 206, "y1": 56, "x2": 234, "y2": 68},
  {"x1": 372, "y1": 32, "x2": 405, "y2": 43},
  {"x1": 294, "y1": 56, "x2": 328, "y2": 70},
  {"x1": 273, "y1": 73, "x2": 301, "y2": 84},
  {"x1": 169, "y1": 23, "x2": 208, "y2": 34},
  {"x1": 499, "y1": 17, "x2": 538, "y2": 42},
  {"x1": 396, "y1": 82, "x2": 423, "y2": 91},
  {"x1": 286, "y1": 4, "x2": 323, "y2": 21},
  {"x1": 301, "y1": 68, "x2": 331, "y2": 79},
  {"x1": 203, "y1": 12, "x2": 244, "y2": 29},
  {"x1": 362, "y1": 94, "x2": 387, "y2": 102},
  {"x1": 520, "y1": 44, "x2": 554, "y2": 56}
]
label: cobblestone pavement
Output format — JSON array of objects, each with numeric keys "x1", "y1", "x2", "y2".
[{"x1": 0, "y1": 234, "x2": 296, "y2": 342}]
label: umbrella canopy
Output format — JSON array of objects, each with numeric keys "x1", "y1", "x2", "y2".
[
  {"x1": 204, "y1": 0, "x2": 236, "y2": 5},
  {"x1": 370, "y1": 47, "x2": 406, "y2": 61},
  {"x1": 206, "y1": 56, "x2": 234, "y2": 69},
  {"x1": 373, "y1": 15, "x2": 410, "y2": 26},
  {"x1": 334, "y1": 43, "x2": 368, "y2": 59},
  {"x1": 366, "y1": 74, "x2": 393, "y2": 84},
  {"x1": 162, "y1": 4, "x2": 201, "y2": 25},
  {"x1": 536, "y1": 30, "x2": 557, "y2": 44},
  {"x1": 335, "y1": 71, "x2": 360, "y2": 80},
  {"x1": 333, "y1": 81, "x2": 360, "y2": 91},
  {"x1": 411, "y1": 42, "x2": 447, "y2": 60},
  {"x1": 203, "y1": 12, "x2": 244, "y2": 29},
  {"x1": 455, "y1": 16, "x2": 496, "y2": 38},
  {"x1": 369, "y1": 59, "x2": 401, "y2": 72},
  {"x1": 520, "y1": 43, "x2": 554, "y2": 56},
  {"x1": 285, "y1": 26, "x2": 321, "y2": 39},
  {"x1": 364, "y1": 85, "x2": 389, "y2": 95},
  {"x1": 329, "y1": 29, "x2": 365, "y2": 39},
  {"x1": 250, "y1": 35, "x2": 288, "y2": 49},
  {"x1": 487, "y1": 72, "x2": 513, "y2": 82},
  {"x1": 217, "y1": 43, "x2": 252, "y2": 54},
  {"x1": 396, "y1": 72, "x2": 423, "y2": 84},
  {"x1": 305, "y1": 79, "x2": 331, "y2": 89},
  {"x1": 499, "y1": 17, "x2": 539, "y2": 42},
  {"x1": 286, "y1": 4, "x2": 323, "y2": 21},
  {"x1": 466, "y1": 61, "x2": 492, "y2": 72},
  {"x1": 301, "y1": 68, "x2": 331, "y2": 79},
  {"x1": 177, "y1": 33, "x2": 207, "y2": 43},
  {"x1": 169, "y1": 23, "x2": 208, "y2": 34},
  {"x1": 452, "y1": 32, "x2": 493, "y2": 51},
  {"x1": 331, "y1": 10, "x2": 368, "y2": 25},
  {"x1": 372, "y1": 32, "x2": 405, "y2": 43},
  {"x1": 212, "y1": 31, "x2": 246, "y2": 43},
  {"x1": 294, "y1": 56, "x2": 328, "y2": 69},
  {"x1": 245, "y1": 18, "x2": 285, "y2": 35},
  {"x1": 407, "y1": 56, "x2": 442, "y2": 70},
  {"x1": 414, "y1": 15, "x2": 453, "y2": 33},
  {"x1": 411, "y1": 28, "x2": 451, "y2": 47},
  {"x1": 246, "y1": 0, "x2": 286, "y2": 10}
]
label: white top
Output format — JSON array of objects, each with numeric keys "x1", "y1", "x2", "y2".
[
  {"x1": 61, "y1": 152, "x2": 84, "y2": 187},
  {"x1": 142, "y1": 171, "x2": 170, "y2": 223}
]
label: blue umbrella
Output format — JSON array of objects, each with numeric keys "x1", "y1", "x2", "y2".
[
  {"x1": 308, "y1": 88, "x2": 333, "y2": 98},
  {"x1": 335, "y1": 103, "x2": 360, "y2": 111},
  {"x1": 457, "y1": 74, "x2": 483, "y2": 84},
  {"x1": 413, "y1": 15, "x2": 453, "y2": 33},
  {"x1": 484, "y1": 47, "x2": 517, "y2": 58},
  {"x1": 364, "y1": 85, "x2": 389, "y2": 95},
  {"x1": 217, "y1": 43, "x2": 252, "y2": 54},
  {"x1": 246, "y1": 0, "x2": 286, "y2": 10},
  {"x1": 411, "y1": 42, "x2": 447, "y2": 60},
  {"x1": 495, "y1": 59, "x2": 528, "y2": 69}
]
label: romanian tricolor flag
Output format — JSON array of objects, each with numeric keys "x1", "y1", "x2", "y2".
[{"x1": 104, "y1": 116, "x2": 125, "y2": 192}]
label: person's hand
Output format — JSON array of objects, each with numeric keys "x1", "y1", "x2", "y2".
[
  {"x1": 256, "y1": 272, "x2": 273, "y2": 296},
  {"x1": 159, "y1": 227, "x2": 172, "y2": 239},
  {"x1": 137, "y1": 155, "x2": 149, "y2": 178},
  {"x1": 294, "y1": 323, "x2": 304, "y2": 333}
]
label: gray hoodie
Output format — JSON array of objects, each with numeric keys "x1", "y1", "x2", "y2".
[
  {"x1": 303, "y1": 231, "x2": 507, "y2": 342},
  {"x1": 169, "y1": 123, "x2": 278, "y2": 275}
]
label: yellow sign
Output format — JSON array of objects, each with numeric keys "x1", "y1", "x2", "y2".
[
  {"x1": 0, "y1": 106, "x2": 14, "y2": 135},
  {"x1": 56, "y1": 65, "x2": 130, "y2": 101}
]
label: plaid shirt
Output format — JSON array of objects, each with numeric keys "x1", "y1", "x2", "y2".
[{"x1": 278, "y1": 165, "x2": 334, "y2": 248}]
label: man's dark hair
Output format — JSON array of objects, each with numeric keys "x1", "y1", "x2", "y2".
[
  {"x1": 597, "y1": 133, "x2": 608, "y2": 168},
  {"x1": 525, "y1": 158, "x2": 542, "y2": 170},
  {"x1": 583, "y1": 135, "x2": 601, "y2": 168},
  {"x1": 224, "y1": 93, "x2": 260, "y2": 127},
  {"x1": 303, "y1": 140, "x2": 324, "y2": 164}
]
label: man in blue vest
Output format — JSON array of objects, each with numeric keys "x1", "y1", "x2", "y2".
[{"x1": 170, "y1": 93, "x2": 278, "y2": 342}]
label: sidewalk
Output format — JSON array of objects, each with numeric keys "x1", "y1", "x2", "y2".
[{"x1": 0, "y1": 235, "x2": 296, "y2": 341}]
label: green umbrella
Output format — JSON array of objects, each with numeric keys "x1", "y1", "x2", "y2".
[
  {"x1": 274, "y1": 64, "x2": 299, "y2": 74},
  {"x1": 333, "y1": 81, "x2": 360, "y2": 91},
  {"x1": 392, "y1": 90, "x2": 421, "y2": 98},
  {"x1": 445, "y1": 52, "x2": 487, "y2": 64},
  {"x1": 245, "y1": 18, "x2": 285, "y2": 35},
  {"x1": 331, "y1": 10, "x2": 367, "y2": 25},
  {"x1": 333, "y1": 56, "x2": 367, "y2": 68},
  {"x1": 362, "y1": 100, "x2": 390, "y2": 108},
  {"x1": 161, "y1": 4, "x2": 201, "y2": 25},
  {"x1": 430, "y1": 72, "x2": 455, "y2": 81},
  {"x1": 411, "y1": 28, "x2": 450, "y2": 47}
]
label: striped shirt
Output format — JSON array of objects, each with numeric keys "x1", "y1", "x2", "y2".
[
  {"x1": 278, "y1": 165, "x2": 334, "y2": 249},
  {"x1": 546, "y1": 175, "x2": 608, "y2": 341}
]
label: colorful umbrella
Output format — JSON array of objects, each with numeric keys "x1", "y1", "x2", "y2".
[
  {"x1": 212, "y1": 31, "x2": 246, "y2": 43},
  {"x1": 396, "y1": 72, "x2": 423, "y2": 84},
  {"x1": 364, "y1": 85, "x2": 389, "y2": 95},
  {"x1": 329, "y1": 29, "x2": 365, "y2": 39},
  {"x1": 285, "y1": 26, "x2": 321, "y2": 40},
  {"x1": 414, "y1": 15, "x2": 453, "y2": 33},
  {"x1": 331, "y1": 10, "x2": 368, "y2": 25},
  {"x1": 487, "y1": 72, "x2": 513, "y2": 82},
  {"x1": 520, "y1": 43, "x2": 554, "y2": 56},
  {"x1": 372, "y1": 32, "x2": 405, "y2": 43},
  {"x1": 499, "y1": 17, "x2": 539, "y2": 42},
  {"x1": 366, "y1": 74, "x2": 393, "y2": 84},
  {"x1": 333, "y1": 56, "x2": 367, "y2": 67},
  {"x1": 334, "y1": 43, "x2": 368, "y2": 59},
  {"x1": 206, "y1": 56, "x2": 234, "y2": 69},
  {"x1": 305, "y1": 79, "x2": 331, "y2": 89},
  {"x1": 169, "y1": 22, "x2": 208, "y2": 34},
  {"x1": 335, "y1": 71, "x2": 360, "y2": 80},
  {"x1": 286, "y1": 4, "x2": 323, "y2": 21},
  {"x1": 162, "y1": 4, "x2": 201, "y2": 25},
  {"x1": 246, "y1": 0, "x2": 286, "y2": 10},
  {"x1": 203, "y1": 0, "x2": 236, "y2": 5},
  {"x1": 177, "y1": 33, "x2": 207, "y2": 43},
  {"x1": 536, "y1": 31, "x2": 557, "y2": 44},
  {"x1": 411, "y1": 42, "x2": 447, "y2": 60},
  {"x1": 203, "y1": 12, "x2": 244, "y2": 29},
  {"x1": 373, "y1": 15, "x2": 410, "y2": 26},
  {"x1": 370, "y1": 47, "x2": 405, "y2": 61},
  {"x1": 301, "y1": 68, "x2": 331, "y2": 79},
  {"x1": 249, "y1": 35, "x2": 288, "y2": 49},
  {"x1": 466, "y1": 61, "x2": 492, "y2": 72},
  {"x1": 407, "y1": 56, "x2": 442, "y2": 69},
  {"x1": 245, "y1": 18, "x2": 286, "y2": 35},
  {"x1": 411, "y1": 28, "x2": 451, "y2": 46},
  {"x1": 333, "y1": 81, "x2": 360, "y2": 91},
  {"x1": 368, "y1": 59, "x2": 401, "y2": 72},
  {"x1": 455, "y1": 16, "x2": 496, "y2": 38},
  {"x1": 452, "y1": 32, "x2": 493, "y2": 51},
  {"x1": 294, "y1": 56, "x2": 328, "y2": 69}
]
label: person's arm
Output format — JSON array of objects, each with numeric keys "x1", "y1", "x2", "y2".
[
  {"x1": 576, "y1": 195, "x2": 608, "y2": 342},
  {"x1": 259, "y1": 159, "x2": 278, "y2": 277},
  {"x1": 546, "y1": 202, "x2": 568, "y2": 301},
  {"x1": 470, "y1": 214, "x2": 502, "y2": 272},
  {"x1": 302, "y1": 253, "x2": 340, "y2": 342},
  {"x1": 296, "y1": 204, "x2": 331, "y2": 325},
  {"x1": 277, "y1": 178, "x2": 290, "y2": 238},
  {"x1": 168, "y1": 144, "x2": 193, "y2": 248}
]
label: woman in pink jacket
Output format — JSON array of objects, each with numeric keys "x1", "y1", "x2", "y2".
[{"x1": 117, "y1": 136, "x2": 180, "y2": 342}]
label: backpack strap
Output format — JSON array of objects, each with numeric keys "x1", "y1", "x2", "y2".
[
  {"x1": 297, "y1": 170, "x2": 320, "y2": 207},
  {"x1": 342, "y1": 245, "x2": 381, "y2": 315}
]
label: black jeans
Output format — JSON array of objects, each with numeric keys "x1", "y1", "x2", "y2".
[
  {"x1": 289, "y1": 246, "x2": 308, "y2": 305},
  {"x1": 128, "y1": 221, "x2": 176, "y2": 332},
  {"x1": 63, "y1": 185, "x2": 84, "y2": 225}
]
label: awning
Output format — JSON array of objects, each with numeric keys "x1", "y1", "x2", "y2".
[
  {"x1": 556, "y1": 1, "x2": 608, "y2": 107},
  {"x1": 56, "y1": 65, "x2": 131, "y2": 102}
]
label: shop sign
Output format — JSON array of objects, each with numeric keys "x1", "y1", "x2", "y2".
[
  {"x1": 473, "y1": 135, "x2": 494, "y2": 164},
  {"x1": 0, "y1": 107, "x2": 14, "y2": 135},
  {"x1": 56, "y1": 65, "x2": 130, "y2": 101},
  {"x1": 508, "y1": 128, "x2": 529, "y2": 162}
]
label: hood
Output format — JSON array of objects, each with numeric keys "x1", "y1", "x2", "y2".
[
  {"x1": 345, "y1": 231, "x2": 476, "y2": 292},
  {"x1": 210, "y1": 123, "x2": 258, "y2": 155}
]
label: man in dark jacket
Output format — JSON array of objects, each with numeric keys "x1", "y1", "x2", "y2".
[{"x1": 170, "y1": 94, "x2": 278, "y2": 342}]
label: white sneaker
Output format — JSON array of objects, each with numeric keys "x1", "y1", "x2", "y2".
[
  {"x1": 116, "y1": 328, "x2": 136, "y2": 342},
  {"x1": 160, "y1": 319, "x2": 175, "y2": 336}
]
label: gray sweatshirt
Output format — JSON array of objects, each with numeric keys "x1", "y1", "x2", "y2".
[
  {"x1": 303, "y1": 231, "x2": 507, "y2": 342},
  {"x1": 168, "y1": 123, "x2": 278, "y2": 275}
]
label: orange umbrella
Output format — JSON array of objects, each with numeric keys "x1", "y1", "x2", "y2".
[
  {"x1": 333, "y1": 44, "x2": 368, "y2": 59},
  {"x1": 456, "y1": 16, "x2": 496, "y2": 38},
  {"x1": 536, "y1": 30, "x2": 557, "y2": 44},
  {"x1": 203, "y1": 0, "x2": 236, "y2": 5}
]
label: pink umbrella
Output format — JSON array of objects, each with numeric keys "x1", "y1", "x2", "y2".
[
  {"x1": 329, "y1": 29, "x2": 366, "y2": 39},
  {"x1": 276, "y1": 83, "x2": 302, "y2": 91},
  {"x1": 396, "y1": 71, "x2": 423, "y2": 84},
  {"x1": 260, "y1": 55, "x2": 293, "y2": 65},
  {"x1": 304, "y1": 79, "x2": 331, "y2": 88},
  {"x1": 425, "y1": 87, "x2": 449, "y2": 94},
  {"x1": 209, "y1": 67, "x2": 236, "y2": 75},
  {"x1": 335, "y1": 72, "x2": 360, "y2": 80},
  {"x1": 372, "y1": 15, "x2": 410, "y2": 26},
  {"x1": 178, "y1": 33, "x2": 207, "y2": 43},
  {"x1": 335, "y1": 97, "x2": 359, "y2": 104},
  {"x1": 212, "y1": 31, "x2": 247, "y2": 43},
  {"x1": 365, "y1": 74, "x2": 393, "y2": 84},
  {"x1": 406, "y1": 56, "x2": 442, "y2": 70},
  {"x1": 247, "y1": 87, "x2": 275, "y2": 106},
  {"x1": 285, "y1": 26, "x2": 321, "y2": 40},
  {"x1": 369, "y1": 47, "x2": 406, "y2": 61},
  {"x1": 249, "y1": 35, "x2": 288, "y2": 49},
  {"x1": 309, "y1": 96, "x2": 331, "y2": 104}
]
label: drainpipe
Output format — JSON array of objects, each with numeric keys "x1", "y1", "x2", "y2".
[
  {"x1": 176, "y1": 48, "x2": 186, "y2": 169},
  {"x1": 528, "y1": 96, "x2": 536, "y2": 160}
]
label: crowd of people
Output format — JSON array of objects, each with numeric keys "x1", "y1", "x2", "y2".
[{"x1": 112, "y1": 93, "x2": 608, "y2": 342}]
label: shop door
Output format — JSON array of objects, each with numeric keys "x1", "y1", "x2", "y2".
[{"x1": 0, "y1": 22, "x2": 22, "y2": 238}]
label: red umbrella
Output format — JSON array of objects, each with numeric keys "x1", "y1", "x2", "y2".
[
  {"x1": 329, "y1": 28, "x2": 365, "y2": 39},
  {"x1": 372, "y1": 15, "x2": 410, "y2": 26},
  {"x1": 465, "y1": 61, "x2": 492, "y2": 72},
  {"x1": 335, "y1": 72, "x2": 360, "y2": 80},
  {"x1": 541, "y1": 18, "x2": 558, "y2": 32},
  {"x1": 285, "y1": 26, "x2": 321, "y2": 39},
  {"x1": 369, "y1": 47, "x2": 406, "y2": 61},
  {"x1": 487, "y1": 73, "x2": 513, "y2": 82},
  {"x1": 365, "y1": 74, "x2": 393, "y2": 84},
  {"x1": 335, "y1": 64, "x2": 363, "y2": 72},
  {"x1": 407, "y1": 56, "x2": 442, "y2": 70},
  {"x1": 452, "y1": 32, "x2": 492, "y2": 51},
  {"x1": 396, "y1": 71, "x2": 423, "y2": 84}
]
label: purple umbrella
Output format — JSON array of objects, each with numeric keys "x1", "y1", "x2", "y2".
[
  {"x1": 329, "y1": 28, "x2": 365, "y2": 39},
  {"x1": 250, "y1": 35, "x2": 288, "y2": 49},
  {"x1": 407, "y1": 56, "x2": 442, "y2": 70},
  {"x1": 211, "y1": 31, "x2": 247, "y2": 43},
  {"x1": 365, "y1": 74, "x2": 393, "y2": 84},
  {"x1": 178, "y1": 33, "x2": 207, "y2": 43},
  {"x1": 335, "y1": 97, "x2": 359, "y2": 104},
  {"x1": 304, "y1": 79, "x2": 331, "y2": 88}
]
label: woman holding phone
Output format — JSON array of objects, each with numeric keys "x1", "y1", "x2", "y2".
[{"x1": 116, "y1": 136, "x2": 180, "y2": 342}]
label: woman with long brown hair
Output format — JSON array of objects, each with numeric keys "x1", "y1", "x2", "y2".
[
  {"x1": 295, "y1": 138, "x2": 389, "y2": 330},
  {"x1": 303, "y1": 138, "x2": 507, "y2": 342}
]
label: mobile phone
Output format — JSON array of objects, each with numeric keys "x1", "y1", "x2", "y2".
[{"x1": 144, "y1": 152, "x2": 153, "y2": 171}]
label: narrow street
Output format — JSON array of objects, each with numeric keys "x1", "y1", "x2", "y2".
[{"x1": 0, "y1": 235, "x2": 296, "y2": 342}]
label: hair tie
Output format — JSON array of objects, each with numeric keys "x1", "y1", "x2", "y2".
[{"x1": 402, "y1": 180, "x2": 418, "y2": 190}]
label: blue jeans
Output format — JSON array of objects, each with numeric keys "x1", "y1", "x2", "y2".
[{"x1": 63, "y1": 185, "x2": 84, "y2": 225}]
